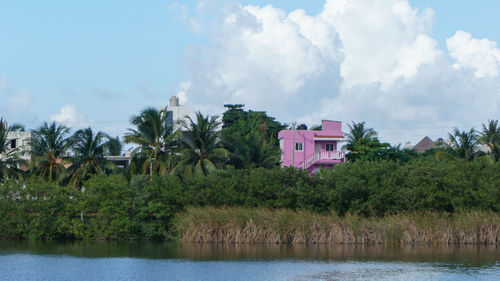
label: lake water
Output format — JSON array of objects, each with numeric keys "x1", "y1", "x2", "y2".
[{"x1": 0, "y1": 241, "x2": 498, "y2": 281}]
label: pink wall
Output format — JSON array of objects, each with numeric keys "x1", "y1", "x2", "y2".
[
  {"x1": 321, "y1": 120, "x2": 342, "y2": 132},
  {"x1": 278, "y1": 130, "x2": 315, "y2": 167},
  {"x1": 278, "y1": 120, "x2": 345, "y2": 170}
]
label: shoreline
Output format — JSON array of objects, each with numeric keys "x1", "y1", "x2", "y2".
[
  {"x1": 175, "y1": 207, "x2": 500, "y2": 245},
  {"x1": 2, "y1": 206, "x2": 499, "y2": 245}
]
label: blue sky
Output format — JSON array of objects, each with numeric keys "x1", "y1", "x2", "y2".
[{"x1": 1, "y1": 0, "x2": 500, "y2": 144}]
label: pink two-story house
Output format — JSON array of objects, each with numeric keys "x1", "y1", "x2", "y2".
[{"x1": 278, "y1": 120, "x2": 346, "y2": 172}]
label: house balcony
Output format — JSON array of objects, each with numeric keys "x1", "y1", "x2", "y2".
[{"x1": 301, "y1": 151, "x2": 345, "y2": 169}]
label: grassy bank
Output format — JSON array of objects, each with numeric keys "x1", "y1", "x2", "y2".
[
  {"x1": 1, "y1": 159, "x2": 499, "y2": 240},
  {"x1": 175, "y1": 207, "x2": 500, "y2": 245}
]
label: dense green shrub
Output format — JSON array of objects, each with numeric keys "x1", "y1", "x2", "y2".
[
  {"x1": 1, "y1": 158, "x2": 499, "y2": 240},
  {"x1": 0, "y1": 180, "x2": 82, "y2": 240}
]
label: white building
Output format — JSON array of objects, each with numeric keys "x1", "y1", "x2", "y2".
[
  {"x1": 4, "y1": 131, "x2": 32, "y2": 161},
  {"x1": 164, "y1": 96, "x2": 190, "y2": 131}
]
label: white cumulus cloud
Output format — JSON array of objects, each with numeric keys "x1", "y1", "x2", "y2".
[
  {"x1": 447, "y1": 31, "x2": 500, "y2": 78},
  {"x1": 320, "y1": 0, "x2": 438, "y2": 87},
  {"x1": 50, "y1": 105, "x2": 92, "y2": 128},
  {"x1": 179, "y1": 2, "x2": 343, "y2": 120},
  {"x1": 174, "y1": 0, "x2": 500, "y2": 144}
]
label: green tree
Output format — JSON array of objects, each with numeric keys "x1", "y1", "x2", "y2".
[
  {"x1": 480, "y1": 120, "x2": 500, "y2": 161},
  {"x1": 29, "y1": 122, "x2": 71, "y2": 182},
  {"x1": 0, "y1": 118, "x2": 25, "y2": 181},
  {"x1": 343, "y1": 121, "x2": 389, "y2": 161},
  {"x1": 221, "y1": 104, "x2": 285, "y2": 169},
  {"x1": 230, "y1": 133, "x2": 281, "y2": 169},
  {"x1": 105, "y1": 136, "x2": 123, "y2": 156},
  {"x1": 363, "y1": 145, "x2": 419, "y2": 163},
  {"x1": 221, "y1": 104, "x2": 286, "y2": 147},
  {"x1": 447, "y1": 128, "x2": 478, "y2": 161},
  {"x1": 68, "y1": 127, "x2": 109, "y2": 187},
  {"x1": 82, "y1": 175, "x2": 132, "y2": 239},
  {"x1": 173, "y1": 112, "x2": 229, "y2": 176},
  {"x1": 125, "y1": 108, "x2": 178, "y2": 176}
]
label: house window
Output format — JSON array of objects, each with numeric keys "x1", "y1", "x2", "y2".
[
  {"x1": 326, "y1": 143, "x2": 335, "y2": 151},
  {"x1": 295, "y1": 142, "x2": 303, "y2": 151},
  {"x1": 10, "y1": 139, "x2": 16, "y2": 149}
]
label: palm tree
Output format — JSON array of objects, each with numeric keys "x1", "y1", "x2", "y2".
[
  {"x1": 342, "y1": 121, "x2": 386, "y2": 161},
  {"x1": 0, "y1": 118, "x2": 25, "y2": 180},
  {"x1": 448, "y1": 128, "x2": 478, "y2": 161},
  {"x1": 480, "y1": 120, "x2": 500, "y2": 161},
  {"x1": 67, "y1": 127, "x2": 108, "y2": 187},
  {"x1": 105, "y1": 136, "x2": 123, "y2": 156},
  {"x1": 125, "y1": 108, "x2": 178, "y2": 176},
  {"x1": 29, "y1": 122, "x2": 71, "y2": 182},
  {"x1": 173, "y1": 112, "x2": 229, "y2": 176},
  {"x1": 230, "y1": 133, "x2": 281, "y2": 169},
  {"x1": 343, "y1": 121, "x2": 377, "y2": 148}
]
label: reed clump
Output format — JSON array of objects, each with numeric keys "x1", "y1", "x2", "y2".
[{"x1": 174, "y1": 207, "x2": 500, "y2": 245}]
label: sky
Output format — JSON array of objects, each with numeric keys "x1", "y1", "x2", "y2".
[{"x1": 1, "y1": 0, "x2": 500, "y2": 145}]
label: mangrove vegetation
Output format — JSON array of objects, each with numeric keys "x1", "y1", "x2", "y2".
[{"x1": 1, "y1": 106, "x2": 500, "y2": 243}]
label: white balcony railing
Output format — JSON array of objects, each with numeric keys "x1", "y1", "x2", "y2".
[{"x1": 301, "y1": 151, "x2": 345, "y2": 169}]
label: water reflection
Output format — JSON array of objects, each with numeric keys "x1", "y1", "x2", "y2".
[
  {"x1": 0, "y1": 240, "x2": 498, "y2": 266},
  {"x1": 0, "y1": 241, "x2": 499, "y2": 281}
]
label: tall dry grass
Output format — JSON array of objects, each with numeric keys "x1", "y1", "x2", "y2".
[{"x1": 174, "y1": 207, "x2": 500, "y2": 245}]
